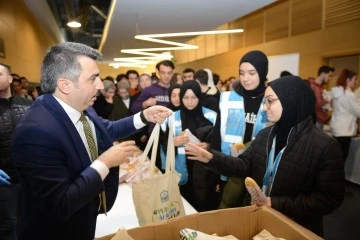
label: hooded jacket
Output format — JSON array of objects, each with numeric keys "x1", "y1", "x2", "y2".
[{"x1": 330, "y1": 86, "x2": 360, "y2": 137}]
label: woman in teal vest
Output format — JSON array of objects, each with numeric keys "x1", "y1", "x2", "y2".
[
  {"x1": 211, "y1": 50, "x2": 269, "y2": 208},
  {"x1": 162, "y1": 81, "x2": 218, "y2": 211}
]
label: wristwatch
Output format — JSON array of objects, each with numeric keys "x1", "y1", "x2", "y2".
[{"x1": 140, "y1": 111, "x2": 149, "y2": 124}]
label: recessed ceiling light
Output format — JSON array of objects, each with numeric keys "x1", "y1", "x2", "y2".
[{"x1": 67, "y1": 21, "x2": 81, "y2": 28}]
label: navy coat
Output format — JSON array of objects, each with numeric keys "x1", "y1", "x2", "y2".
[{"x1": 12, "y1": 94, "x2": 138, "y2": 239}]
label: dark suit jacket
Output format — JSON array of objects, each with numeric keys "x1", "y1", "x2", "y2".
[{"x1": 12, "y1": 94, "x2": 138, "y2": 240}]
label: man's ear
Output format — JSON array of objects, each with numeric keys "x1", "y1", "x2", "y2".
[
  {"x1": 8, "y1": 75, "x2": 13, "y2": 84},
  {"x1": 57, "y1": 78, "x2": 72, "y2": 94}
]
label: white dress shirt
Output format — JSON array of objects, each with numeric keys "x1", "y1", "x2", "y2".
[{"x1": 53, "y1": 96, "x2": 146, "y2": 179}]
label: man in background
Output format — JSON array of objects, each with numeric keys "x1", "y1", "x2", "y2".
[
  {"x1": 131, "y1": 60, "x2": 174, "y2": 114},
  {"x1": 182, "y1": 68, "x2": 195, "y2": 82},
  {"x1": 0, "y1": 64, "x2": 32, "y2": 240},
  {"x1": 308, "y1": 65, "x2": 335, "y2": 129},
  {"x1": 126, "y1": 69, "x2": 140, "y2": 97}
]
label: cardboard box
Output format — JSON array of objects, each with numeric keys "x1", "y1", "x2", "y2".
[{"x1": 97, "y1": 206, "x2": 323, "y2": 240}]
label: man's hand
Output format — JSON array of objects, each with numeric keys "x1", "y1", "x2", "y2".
[
  {"x1": 0, "y1": 169, "x2": 10, "y2": 186},
  {"x1": 98, "y1": 141, "x2": 137, "y2": 169},
  {"x1": 185, "y1": 142, "x2": 213, "y2": 163},
  {"x1": 143, "y1": 105, "x2": 172, "y2": 124}
]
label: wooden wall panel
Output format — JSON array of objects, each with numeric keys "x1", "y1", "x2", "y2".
[
  {"x1": 216, "y1": 24, "x2": 230, "y2": 54},
  {"x1": 324, "y1": 0, "x2": 360, "y2": 27},
  {"x1": 205, "y1": 34, "x2": 217, "y2": 57},
  {"x1": 195, "y1": 35, "x2": 205, "y2": 60},
  {"x1": 172, "y1": 49, "x2": 189, "y2": 65},
  {"x1": 229, "y1": 18, "x2": 245, "y2": 50},
  {"x1": 187, "y1": 39, "x2": 196, "y2": 62},
  {"x1": 0, "y1": 0, "x2": 56, "y2": 82},
  {"x1": 244, "y1": 12, "x2": 264, "y2": 47},
  {"x1": 169, "y1": 0, "x2": 360, "y2": 79},
  {"x1": 291, "y1": 0, "x2": 322, "y2": 36},
  {"x1": 265, "y1": 1, "x2": 290, "y2": 41},
  {"x1": 176, "y1": 19, "x2": 360, "y2": 82}
]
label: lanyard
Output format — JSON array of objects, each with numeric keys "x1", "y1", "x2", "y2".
[{"x1": 262, "y1": 136, "x2": 285, "y2": 196}]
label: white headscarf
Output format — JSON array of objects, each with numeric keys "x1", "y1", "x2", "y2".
[{"x1": 203, "y1": 69, "x2": 215, "y2": 87}]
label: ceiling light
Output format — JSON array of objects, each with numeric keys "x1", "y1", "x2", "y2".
[
  {"x1": 109, "y1": 28, "x2": 243, "y2": 69},
  {"x1": 136, "y1": 29, "x2": 244, "y2": 38},
  {"x1": 121, "y1": 29, "x2": 243, "y2": 56},
  {"x1": 109, "y1": 63, "x2": 147, "y2": 68},
  {"x1": 113, "y1": 58, "x2": 157, "y2": 64},
  {"x1": 67, "y1": 21, "x2": 81, "y2": 28}
]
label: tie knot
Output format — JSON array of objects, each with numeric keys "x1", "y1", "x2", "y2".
[{"x1": 79, "y1": 113, "x2": 87, "y2": 123}]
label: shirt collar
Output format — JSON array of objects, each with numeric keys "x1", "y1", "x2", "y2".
[{"x1": 53, "y1": 95, "x2": 82, "y2": 125}]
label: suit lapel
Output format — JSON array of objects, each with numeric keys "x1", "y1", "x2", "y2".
[
  {"x1": 42, "y1": 94, "x2": 92, "y2": 168},
  {"x1": 84, "y1": 108, "x2": 112, "y2": 155}
]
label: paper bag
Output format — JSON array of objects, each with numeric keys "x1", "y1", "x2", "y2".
[
  {"x1": 132, "y1": 118, "x2": 185, "y2": 226},
  {"x1": 180, "y1": 228, "x2": 238, "y2": 240}
]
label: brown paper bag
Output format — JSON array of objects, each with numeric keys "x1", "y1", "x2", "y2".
[
  {"x1": 132, "y1": 119, "x2": 185, "y2": 226},
  {"x1": 180, "y1": 228, "x2": 238, "y2": 240}
]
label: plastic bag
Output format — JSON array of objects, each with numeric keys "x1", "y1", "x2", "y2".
[{"x1": 180, "y1": 228, "x2": 238, "y2": 240}]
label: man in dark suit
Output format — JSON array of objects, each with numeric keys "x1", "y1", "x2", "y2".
[{"x1": 12, "y1": 42, "x2": 171, "y2": 240}]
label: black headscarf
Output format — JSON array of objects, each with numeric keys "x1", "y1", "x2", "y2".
[
  {"x1": 269, "y1": 75, "x2": 316, "y2": 152},
  {"x1": 179, "y1": 81, "x2": 212, "y2": 136},
  {"x1": 237, "y1": 50, "x2": 268, "y2": 97},
  {"x1": 167, "y1": 83, "x2": 181, "y2": 111}
]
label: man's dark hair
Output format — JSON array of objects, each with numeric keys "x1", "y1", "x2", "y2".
[
  {"x1": 213, "y1": 73, "x2": 220, "y2": 85},
  {"x1": 156, "y1": 60, "x2": 175, "y2": 71},
  {"x1": 317, "y1": 65, "x2": 335, "y2": 76},
  {"x1": 280, "y1": 70, "x2": 293, "y2": 77},
  {"x1": 116, "y1": 74, "x2": 127, "y2": 82},
  {"x1": 126, "y1": 70, "x2": 139, "y2": 78},
  {"x1": 12, "y1": 78, "x2": 21, "y2": 85},
  {"x1": 182, "y1": 68, "x2": 195, "y2": 74},
  {"x1": 194, "y1": 70, "x2": 208, "y2": 85},
  {"x1": 103, "y1": 76, "x2": 114, "y2": 82},
  {"x1": 41, "y1": 42, "x2": 102, "y2": 93}
]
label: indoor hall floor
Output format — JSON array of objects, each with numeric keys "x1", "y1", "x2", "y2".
[{"x1": 323, "y1": 181, "x2": 360, "y2": 239}]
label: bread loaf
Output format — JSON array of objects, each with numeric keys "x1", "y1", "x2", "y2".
[
  {"x1": 233, "y1": 142, "x2": 245, "y2": 151},
  {"x1": 245, "y1": 177, "x2": 258, "y2": 188}
]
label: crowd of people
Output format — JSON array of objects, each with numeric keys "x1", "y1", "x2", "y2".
[{"x1": 0, "y1": 41, "x2": 359, "y2": 239}]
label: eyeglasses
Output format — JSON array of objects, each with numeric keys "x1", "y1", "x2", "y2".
[{"x1": 264, "y1": 98, "x2": 279, "y2": 109}]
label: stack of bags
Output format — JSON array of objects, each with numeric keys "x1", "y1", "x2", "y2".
[{"x1": 119, "y1": 148, "x2": 160, "y2": 185}]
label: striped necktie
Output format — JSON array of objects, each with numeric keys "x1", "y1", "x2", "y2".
[
  {"x1": 79, "y1": 113, "x2": 98, "y2": 160},
  {"x1": 79, "y1": 113, "x2": 107, "y2": 215}
]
